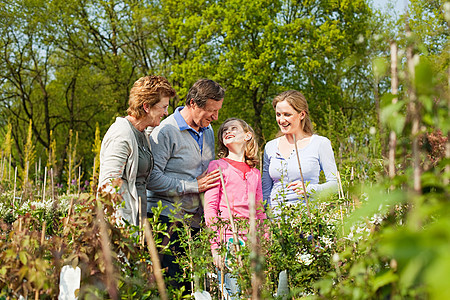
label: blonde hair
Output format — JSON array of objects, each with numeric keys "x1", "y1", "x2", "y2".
[
  {"x1": 127, "y1": 75, "x2": 176, "y2": 119},
  {"x1": 272, "y1": 90, "x2": 314, "y2": 135},
  {"x1": 217, "y1": 118, "x2": 259, "y2": 168}
]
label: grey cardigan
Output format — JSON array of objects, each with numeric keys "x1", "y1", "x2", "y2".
[
  {"x1": 147, "y1": 113, "x2": 215, "y2": 225},
  {"x1": 98, "y1": 117, "x2": 150, "y2": 225}
]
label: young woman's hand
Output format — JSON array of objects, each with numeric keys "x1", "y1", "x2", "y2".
[{"x1": 287, "y1": 180, "x2": 307, "y2": 195}]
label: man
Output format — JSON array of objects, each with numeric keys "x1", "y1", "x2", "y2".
[{"x1": 146, "y1": 78, "x2": 224, "y2": 293}]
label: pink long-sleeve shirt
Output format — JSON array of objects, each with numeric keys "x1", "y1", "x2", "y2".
[{"x1": 204, "y1": 159, "x2": 267, "y2": 250}]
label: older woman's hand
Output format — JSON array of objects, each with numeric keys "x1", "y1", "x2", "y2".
[
  {"x1": 197, "y1": 169, "x2": 221, "y2": 193},
  {"x1": 287, "y1": 180, "x2": 307, "y2": 195}
]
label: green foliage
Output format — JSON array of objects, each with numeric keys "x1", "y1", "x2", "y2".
[{"x1": 0, "y1": 0, "x2": 448, "y2": 298}]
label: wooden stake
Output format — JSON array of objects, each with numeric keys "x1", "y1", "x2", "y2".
[
  {"x1": 389, "y1": 41, "x2": 399, "y2": 183},
  {"x1": 96, "y1": 200, "x2": 119, "y2": 300},
  {"x1": 65, "y1": 197, "x2": 74, "y2": 227},
  {"x1": 292, "y1": 134, "x2": 314, "y2": 246},
  {"x1": 8, "y1": 154, "x2": 11, "y2": 183},
  {"x1": 143, "y1": 219, "x2": 168, "y2": 300},
  {"x1": 337, "y1": 171, "x2": 345, "y2": 200},
  {"x1": 42, "y1": 167, "x2": 47, "y2": 201},
  {"x1": 446, "y1": 66, "x2": 450, "y2": 186},
  {"x1": 138, "y1": 197, "x2": 144, "y2": 247},
  {"x1": 35, "y1": 162, "x2": 38, "y2": 188},
  {"x1": 41, "y1": 221, "x2": 46, "y2": 245},
  {"x1": 51, "y1": 168, "x2": 55, "y2": 201},
  {"x1": 0, "y1": 152, "x2": 4, "y2": 182},
  {"x1": 13, "y1": 166, "x2": 17, "y2": 204},
  {"x1": 218, "y1": 167, "x2": 243, "y2": 267},
  {"x1": 406, "y1": 26, "x2": 421, "y2": 194},
  {"x1": 78, "y1": 166, "x2": 81, "y2": 195},
  {"x1": 249, "y1": 193, "x2": 261, "y2": 300}
]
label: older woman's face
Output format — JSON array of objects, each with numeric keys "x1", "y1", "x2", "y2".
[
  {"x1": 275, "y1": 100, "x2": 304, "y2": 135},
  {"x1": 147, "y1": 96, "x2": 170, "y2": 127}
]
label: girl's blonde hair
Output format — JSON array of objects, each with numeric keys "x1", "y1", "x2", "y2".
[{"x1": 217, "y1": 118, "x2": 259, "y2": 168}]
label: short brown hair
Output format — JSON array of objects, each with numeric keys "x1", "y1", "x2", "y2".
[
  {"x1": 217, "y1": 118, "x2": 259, "y2": 168},
  {"x1": 127, "y1": 75, "x2": 176, "y2": 119},
  {"x1": 272, "y1": 90, "x2": 314, "y2": 135},
  {"x1": 185, "y1": 79, "x2": 225, "y2": 108}
]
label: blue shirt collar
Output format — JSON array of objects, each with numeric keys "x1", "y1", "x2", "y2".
[{"x1": 173, "y1": 106, "x2": 210, "y2": 133}]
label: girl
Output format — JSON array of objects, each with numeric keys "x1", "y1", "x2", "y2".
[{"x1": 204, "y1": 118, "x2": 267, "y2": 299}]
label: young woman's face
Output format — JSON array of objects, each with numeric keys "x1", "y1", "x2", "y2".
[
  {"x1": 222, "y1": 120, "x2": 247, "y2": 148},
  {"x1": 275, "y1": 100, "x2": 304, "y2": 135}
]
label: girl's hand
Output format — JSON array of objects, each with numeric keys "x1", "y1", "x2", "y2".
[{"x1": 287, "y1": 180, "x2": 307, "y2": 195}]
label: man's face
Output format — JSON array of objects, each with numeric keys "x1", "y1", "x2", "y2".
[{"x1": 191, "y1": 98, "x2": 224, "y2": 129}]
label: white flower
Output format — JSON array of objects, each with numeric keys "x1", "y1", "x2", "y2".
[
  {"x1": 320, "y1": 236, "x2": 333, "y2": 248},
  {"x1": 297, "y1": 252, "x2": 314, "y2": 266},
  {"x1": 369, "y1": 214, "x2": 383, "y2": 225},
  {"x1": 356, "y1": 226, "x2": 366, "y2": 234}
]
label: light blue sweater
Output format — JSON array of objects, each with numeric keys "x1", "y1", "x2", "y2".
[
  {"x1": 262, "y1": 135, "x2": 338, "y2": 210},
  {"x1": 146, "y1": 113, "x2": 215, "y2": 226}
]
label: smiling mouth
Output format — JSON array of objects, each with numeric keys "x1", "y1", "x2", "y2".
[{"x1": 225, "y1": 134, "x2": 235, "y2": 139}]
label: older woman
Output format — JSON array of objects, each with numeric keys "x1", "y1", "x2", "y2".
[
  {"x1": 99, "y1": 75, "x2": 176, "y2": 226},
  {"x1": 262, "y1": 90, "x2": 338, "y2": 213}
]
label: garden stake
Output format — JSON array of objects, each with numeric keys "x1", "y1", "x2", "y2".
[
  {"x1": 41, "y1": 221, "x2": 46, "y2": 245},
  {"x1": 406, "y1": 26, "x2": 421, "y2": 195},
  {"x1": 186, "y1": 226, "x2": 195, "y2": 296},
  {"x1": 143, "y1": 219, "x2": 168, "y2": 300},
  {"x1": 51, "y1": 168, "x2": 55, "y2": 201},
  {"x1": 42, "y1": 166, "x2": 47, "y2": 201},
  {"x1": 249, "y1": 192, "x2": 261, "y2": 300},
  {"x1": 35, "y1": 162, "x2": 38, "y2": 189},
  {"x1": 389, "y1": 41, "x2": 398, "y2": 184},
  {"x1": 292, "y1": 134, "x2": 314, "y2": 246},
  {"x1": 219, "y1": 226, "x2": 225, "y2": 300},
  {"x1": 138, "y1": 196, "x2": 144, "y2": 246},
  {"x1": 8, "y1": 153, "x2": 11, "y2": 183},
  {"x1": 78, "y1": 166, "x2": 81, "y2": 195},
  {"x1": 66, "y1": 197, "x2": 74, "y2": 227},
  {"x1": 218, "y1": 167, "x2": 243, "y2": 268},
  {"x1": 13, "y1": 166, "x2": 17, "y2": 204},
  {"x1": 337, "y1": 171, "x2": 344, "y2": 199},
  {"x1": 0, "y1": 152, "x2": 4, "y2": 182},
  {"x1": 96, "y1": 200, "x2": 119, "y2": 300}
]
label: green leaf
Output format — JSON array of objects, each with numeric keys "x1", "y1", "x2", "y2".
[
  {"x1": 380, "y1": 101, "x2": 405, "y2": 134},
  {"x1": 372, "y1": 270, "x2": 398, "y2": 292},
  {"x1": 19, "y1": 251, "x2": 27, "y2": 265},
  {"x1": 415, "y1": 58, "x2": 433, "y2": 95}
]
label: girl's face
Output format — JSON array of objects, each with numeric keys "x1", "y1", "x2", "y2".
[
  {"x1": 222, "y1": 120, "x2": 248, "y2": 148},
  {"x1": 275, "y1": 100, "x2": 305, "y2": 135}
]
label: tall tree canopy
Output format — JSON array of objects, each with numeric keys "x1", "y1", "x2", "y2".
[{"x1": 3, "y1": 0, "x2": 445, "y2": 184}]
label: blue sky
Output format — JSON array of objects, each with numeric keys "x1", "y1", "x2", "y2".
[{"x1": 372, "y1": 0, "x2": 410, "y2": 14}]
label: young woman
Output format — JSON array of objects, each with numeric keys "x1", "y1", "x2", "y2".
[
  {"x1": 204, "y1": 118, "x2": 266, "y2": 299},
  {"x1": 262, "y1": 90, "x2": 338, "y2": 214},
  {"x1": 98, "y1": 75, "x2": 176, "y2": 226}
]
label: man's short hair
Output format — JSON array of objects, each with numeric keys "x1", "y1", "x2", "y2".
[{"x1": 185, "y1": 79, "x2": 225, "y2": 108}]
